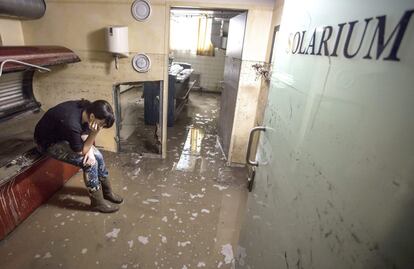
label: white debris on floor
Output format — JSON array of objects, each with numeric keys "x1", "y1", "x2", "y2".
[
  {"x1": 105, "y1": 228, "x2": 121, "y2": 239},
  {"x1": 43, "y1": 252, "x2": 52, "y2": 259},
  {"x1": 138, "y1": 236, "x2": 149, "y2": 245},
  {"x1": 213, "y1": 184, "x2": 229, "y2": 191},
  {"x1": 177, "y1": 241, "x2": 191, "y2": 247},
  {"x1": 221, "y1": 244, "x2": 235, "y2": 264}
]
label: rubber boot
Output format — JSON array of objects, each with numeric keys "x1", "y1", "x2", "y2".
[
  {"x1": 101, "y1": 178, "x2": 124, "y2": 204},
  {"x1": 89, "y1": 188, "x2": 119, "y2": 213}
]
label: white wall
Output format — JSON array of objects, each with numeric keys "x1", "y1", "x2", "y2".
[
  {"x1": 172, "y1": 48, "x2": 225, "y2": 92},
  {"x1": 228, "y1": 8, "x2": 274, "y2": 164},
  {"x1": 0, "y1": 18, "x2": 24, "y2": 45}
]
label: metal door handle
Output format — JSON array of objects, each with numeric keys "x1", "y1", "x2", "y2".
[{"x1": 246, "y1": 126, "x2": 266, "y2": 166}]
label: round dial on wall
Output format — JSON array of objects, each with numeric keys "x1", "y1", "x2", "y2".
[
  {"x1": 132, "y1": 54, "x2": 151, "y2": 73},
  {"x1": 131, "y1": 0, "x2": 151, "y2": 22}
]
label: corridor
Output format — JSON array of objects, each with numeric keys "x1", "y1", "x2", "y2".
[{"x1": 0, "y1": 93, "x2": 248, "y2": 269}]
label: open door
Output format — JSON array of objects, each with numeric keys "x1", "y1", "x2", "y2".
[
  {"x1": 218, "y1": 12, "x2": 247, "y2": 161},
  {"x1": 237, "y1": 0, "x2": 414, "y2": 268}
]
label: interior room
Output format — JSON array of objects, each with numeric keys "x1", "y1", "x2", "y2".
[
  {"x1": 169, "y1": 8, "x2": 239, "y2": 94},
  {"x1": 168, "y1": 8, "x2": 243, "y2": 139},
  {"x1": 0, "y1": 0, "x2": 413, "y2": 268}
]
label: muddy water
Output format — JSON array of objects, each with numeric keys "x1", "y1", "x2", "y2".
[{"x1": 0, "y1": 93, "x2": 248, "y2": 269}]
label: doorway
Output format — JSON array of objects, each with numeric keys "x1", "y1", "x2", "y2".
[
  {"x1": 168, "y1": 8, "x2": 245, "y2": 122},
  {"x1": 113, "y1": 81, "x2": 163, "y2": 157}
]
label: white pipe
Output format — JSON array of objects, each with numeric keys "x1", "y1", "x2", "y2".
[{"x1": 0, "y1": 59, "x2": 51, "y2": 78}]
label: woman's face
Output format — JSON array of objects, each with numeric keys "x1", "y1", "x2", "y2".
[{"x1": 88, "y1": 113, "x2": 107, "y2": 128}]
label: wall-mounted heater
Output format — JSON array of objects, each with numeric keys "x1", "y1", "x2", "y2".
[{"x1": 106, "y1": 26, "x2": 129, "y2": 69}]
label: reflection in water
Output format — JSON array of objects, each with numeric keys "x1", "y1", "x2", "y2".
[{"x1": 176, "y1": 127, "x2": 205, "y2": 171}]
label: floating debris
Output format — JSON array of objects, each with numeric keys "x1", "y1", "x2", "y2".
[
  {"x1": 43, "y1": 252, "x2": 52, "y2": 259},
  {"x1": 190, "y1": 193, "x2": 204, "y2": 199},
  {"x1": 143, "y1": 198, "x2": 160, "y2": 203},
  {"x1": 177, "y1": 241, "x2": 191, "y2": 247},
  {"x1": 236, "y1": 246, "x2": 247, "y2": 266},
  {"x1": 105, "y1": 228, "x2": 121, "y2": 239},
  {"x1": 213, "y1": 184, "x2": 229, "y2": 191},
  {"x1": 221, "y1": 244, "x2": 234, "y2": 264},
  {"x1": 138, "y1": 236, "x2": 149, "y2": 245}
]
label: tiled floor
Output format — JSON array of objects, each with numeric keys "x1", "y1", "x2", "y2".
[{"x1": 0, "y1": 92, "x2": 248, "y2": 269}]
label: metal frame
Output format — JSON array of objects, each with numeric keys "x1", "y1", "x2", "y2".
[
  {"x1": 112, "y1": 80, "x2": 164, "y2": 157},
  {"x1": 0, "y1": 59, "x2": 50, "y2": 78},
  {"x1": 268, "y1": 25, "x2": 280, "y2": 64}
]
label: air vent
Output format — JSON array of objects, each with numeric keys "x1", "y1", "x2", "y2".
[
  {"x1": 132, "y1": 54, "x2": 151, "y2": 73},
  {"x1": 131, "y1": 0, "x2": 151, "y2": 22}
]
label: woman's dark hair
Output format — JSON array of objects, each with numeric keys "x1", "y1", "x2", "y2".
[{"x1": 81, "y1": 99, "x2": 115, "y2": 128}]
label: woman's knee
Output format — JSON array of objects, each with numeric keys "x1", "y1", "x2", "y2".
[
  {"x1": 83, "y1": 162, "x2": 98, "y2": 173},
  {"x1": 46, "y1": 142, "x2": 84, "y2": 167},
  {"x1": 93, "y1": 147, "x2": 104, "y2": 160}
]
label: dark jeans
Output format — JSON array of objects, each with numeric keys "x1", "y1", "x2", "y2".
[{"x1": 41, "y1": 141, "x2": 109, "y2": 192}]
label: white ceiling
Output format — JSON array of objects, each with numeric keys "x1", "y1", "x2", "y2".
[
  {"x1": 172, "y1": 0, "x2": 275, "y2": 8},
  {"x1": 171, "y1": 9, "x2": 242, "y2": 19}
]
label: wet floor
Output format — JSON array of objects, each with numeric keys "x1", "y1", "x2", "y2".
[
  {"x1": 0, "y1": 92, "x2": 248, "y2": 269},
  {"x1": 118, "y1": 84, "x2": 160, "y2": 155}
]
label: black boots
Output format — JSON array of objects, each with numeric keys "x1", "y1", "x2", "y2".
[
  {"x1": 89, "y1": 189, "x2": 119, "y2": 213},
  {"x1": 88, "y1": 179, "x2": 123, "y2": 213},
  {"x1": 100, "y1": 178, "x2": 124, "y2": 204}
]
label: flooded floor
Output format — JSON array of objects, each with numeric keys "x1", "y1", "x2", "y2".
[{"x1": 0, "y1": 92, "x2": 248, "y2": 269}]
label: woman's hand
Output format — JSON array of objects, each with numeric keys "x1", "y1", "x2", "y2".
[
  {"x1": 89, "y1": 120, "x2": 103, "y2": 134},
  {"x1": 82, "y1": 120, "x2": 103, "y2": 155},
  {"x1": 83, "y1": 147, "x2": 96, "y2": 166}
]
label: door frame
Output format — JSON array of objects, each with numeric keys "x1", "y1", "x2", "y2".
[
  {"x1": 166, "y1": 4, "x2": 248, "y2": 164},
  {"x1": 112, "y1": 80, "x2": 164, "y2": 157}
]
